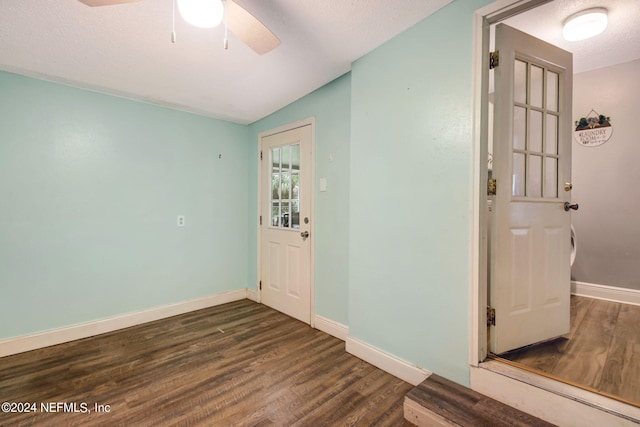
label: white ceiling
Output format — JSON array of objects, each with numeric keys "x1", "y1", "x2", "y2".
[
  {"x1": 0, "y1": 0, "x2": 453, "y2": 124},
  {"x1": 503, "y1": 0, "x2": 640, "y2": 74},
  {"x1": 2, "y1": 1, "x2": 637, "y2": 125}
]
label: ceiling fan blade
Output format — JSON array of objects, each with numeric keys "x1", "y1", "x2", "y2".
[
  {"x1": 78, "y1": 0, "x2": 143, "y2": 6},
  {"x1": 226, "y1": 0, "x2": 280, "y2": 55}
]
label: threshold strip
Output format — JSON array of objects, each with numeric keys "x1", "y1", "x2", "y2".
[{"x1": 487, "y1": 354, "x2": 640, "y2": 409}]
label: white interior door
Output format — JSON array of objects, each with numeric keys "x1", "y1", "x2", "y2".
[
  {"x1": 260, "y1": 125, "x2": 312, "y2": 324},
  {"x1": 490, "y1": 24, "x2": 573, "y2": 354}
]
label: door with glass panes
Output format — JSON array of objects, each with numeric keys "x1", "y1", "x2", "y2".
[
  {"x1": 490, "y1": 24, "x2": 573, "y2": 354},
  {"x1": 260, "y1": 125, "x2": 312, "y2": 324}
]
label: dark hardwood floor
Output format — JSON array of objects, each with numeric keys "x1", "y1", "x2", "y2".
[
  {"x1": 499, "y1": 296, "x2": 640, "y2": 406},
  {"x1": 406, "y1": 374, "x2": 555, "y2": 427},
  {"x1": 0, "y1": 300, "x2": 414, "y2": 426}
]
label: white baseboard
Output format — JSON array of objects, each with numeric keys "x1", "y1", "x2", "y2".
[
  {"x1": 346, "y1": 336, "x2": 431, "y2": 386},
  {"x1": 314, "y1": 315, "x2": 348, "y2": 341},
  {"x1": 246, "y1": 288, "x2": 259, "y2": 302},
  {"x1": 0, "y1": 289, "x2": 249, "y2": 358},
  {"x1": 571, "y1": 281, "x2": 640, "y2": 306},
  {"x1": 471, "y1": 361, "x2": 640, "y2": 426}
]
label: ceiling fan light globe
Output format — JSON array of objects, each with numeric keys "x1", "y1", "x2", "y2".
[
  {"x1": 177, "y1": 0, "x2": 224, "y2": 29},
  {"x1": 562, "y1": 8, "x2": 608, "y2": 41}
]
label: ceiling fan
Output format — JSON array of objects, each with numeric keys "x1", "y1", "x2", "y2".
[{"x1": 77, "y1": 0, "x2": 280, "y2": 55}]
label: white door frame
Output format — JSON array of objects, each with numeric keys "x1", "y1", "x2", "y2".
[
  {"x1": 256, "y1": 117, "x2": 316, "y2": 328},
  {"x1": 469, "y1": 1, "x2": 640, "y2": 423}
]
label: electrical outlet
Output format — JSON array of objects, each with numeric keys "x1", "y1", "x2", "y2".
[{"x1": 177, "y1": 215, "x2": 185, "y2": 227}]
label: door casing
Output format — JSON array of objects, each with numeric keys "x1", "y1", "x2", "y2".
[{"x1": 256, "y1": 117, "x2": 316, "y2": 328}]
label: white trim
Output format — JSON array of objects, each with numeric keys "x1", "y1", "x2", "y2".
[
  {"x1": 314, "y1": 315, "x2": 348, "y2": 341},
  {"x1": 471, "y1": 362, "x2": 640, "y2": 426},
  {"x1": 257, "y1": 117, "x2": 316, "y2": 326},
  {"x1": 309, "y1": 118, "x2": 316, "y2": 328},
  {"x1": 345, "y1": 336, "x2": 431, "y2": 386},
  {"x1": 469, "y1": 1, "x2": 489, "y2": 368},
  {"x1": 246, "y1": 288, "x2": 259, "y2": 302},
  {"x1": 255, "y1": 127, "x2": 263, "y2": 304},
  {"x1": 258, "y1": 117, "x2": 314, "y2": 138},
  {"x1": 572, "y1": 281, "x2": 640, "y2": 306},
  {"x1": 0, "y1": 289, "x2": 248, "y2": 358}
]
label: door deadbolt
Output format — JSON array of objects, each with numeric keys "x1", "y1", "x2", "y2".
[{"x1": 564, "y1": 182, "x2": 573, "y2": 191}]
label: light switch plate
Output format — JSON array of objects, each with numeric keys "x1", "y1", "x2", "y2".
[{"x1": 319, "y1": 178, "x2": 327, "y2": 192}]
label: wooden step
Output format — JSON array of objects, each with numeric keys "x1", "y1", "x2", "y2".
[{"x1": 404, "y1": 374, "x2": 556, "y2": 426}]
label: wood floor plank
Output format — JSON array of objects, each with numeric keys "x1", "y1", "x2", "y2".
[
  {"x1": 344, "y1": 373, "x2": 412, "y2": 426},
  {"x1": 566, "y1": 293, "x2": 594, "y2": 341},
  {"x1": 289, "y1": 367, "x2": 411, "y2": 427},
  {"x1": 0, "y1": 300, "x2": 411, "y2": 426},
  {"x1": 598, "y1": 302, "x2": 640, "y2": 402},
  {"x1": 274, "y1": 355, "x2": 370, "y2": 423},
  {"x1": 551, "y1": 298, "x2": 620, "y2": 388}
]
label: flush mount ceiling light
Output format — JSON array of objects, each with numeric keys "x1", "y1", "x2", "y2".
[
  {"x1": 562, "y1": 8, "x2": 608, "y2": 41},
  {"x1": 177, "y1": 0, "x2": 224, "y2": 29}
]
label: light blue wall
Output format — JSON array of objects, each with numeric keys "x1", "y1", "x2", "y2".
[
  {"x1": 248, "y1": 74, "x2": 351, "y2": 325},
  {"x1": 0, "y1": 71, "x2": 249, "y2": 340},
  {"x1": 349, "y1": 0, "x2": 489, "y2": 386}
]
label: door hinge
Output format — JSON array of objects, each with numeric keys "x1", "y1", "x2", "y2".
[
  {"x1": 487, "y1": 307, "x2": 496, "y2": 326},
  {"x1": 259, "y1": 215, "x2": 262, "y2": 225},
  {"x1": 487, "y1": 178, "x2": 496, "y2": 196},
  {"x1": 260, "y1": 151, "x2": 263, "y2": 160},
  {"x1": 489, "y1": 51, "x2": 499, "y2": 69},
  {"x1": 259, "y1": 280, "x2": 262, "y2": 290}
]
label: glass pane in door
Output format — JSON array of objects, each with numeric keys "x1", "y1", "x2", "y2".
[
  {"x1": 513, "y1": 106, "x2": 526, "y2": 150},
  {"x1": 514, "y1": 60, "x2": 527, "y2": 104},
  {"x1": 528, "y1": 155, "x2": 542, "y2": 198},
  {"x1": 272, "y1": 173, "x2": 280, "y2": 199},
  {"x1": 528, "y1": 110, "x2": 543, "y2": 153},
  {"x1": 544, "y1": 157, "x2": 558, "y2": 198},
  {"x1": 270, "y1": 144, "x2": 301, "y2": 229},
  {"x1": 530, "y1": 65, "x2": 544, "y2": 108},
  {"x1": 547, "y1": 71, "x2": 559, "y2": 112},
  {"x1": 512, "y1": 153, "x2": 525, "y2": 197},
  {"x1": 271, "y1": 202, "x2": 280, "y2": 226},
  {"x1": 545, "y1": 114, "x2": 558, "y2": 155}
]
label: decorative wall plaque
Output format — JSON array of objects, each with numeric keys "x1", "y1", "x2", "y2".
[{"x1": 574, "y1": 109, "x2": 612, "y2": 147}]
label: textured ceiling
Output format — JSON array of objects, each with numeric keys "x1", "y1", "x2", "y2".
[
  {"x1": 0, "y1": 0, "x2": 453, "y2": 124},
  {"x1": 503, "y1": 0, "x2": 640, "y2": 74}
]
